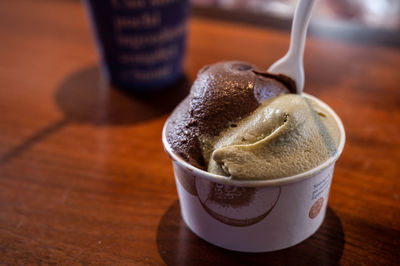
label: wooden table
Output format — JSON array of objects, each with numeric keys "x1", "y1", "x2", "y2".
[{"x1": 1, "y1": 0, "x2": 399, "y2": 265}]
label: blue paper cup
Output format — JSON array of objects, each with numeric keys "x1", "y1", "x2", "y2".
[{"x1": 84, "y1": 0, "x2": 190, "y2": 91}]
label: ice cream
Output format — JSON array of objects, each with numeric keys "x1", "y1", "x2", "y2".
[
  {"x1": 207, "y1": 94, "x2": 340, "y2": 180},
  {"x1": 166, "y1": 61, "x2": 295, "y2": 169},
  {"x1": 166, "y1": 61, "x2": 340, "y2": 180},
  {"x1": 163, "y1": 61, "x2": 346, "y2": 252}
]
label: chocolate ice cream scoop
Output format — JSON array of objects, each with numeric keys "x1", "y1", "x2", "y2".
[{"x1": 166, "y1": 61, "x2": 295, "y2": 169}]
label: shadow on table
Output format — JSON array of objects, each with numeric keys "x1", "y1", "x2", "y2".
[
  {"x1": 55, "y1": 65, "x2": 190, "y2": 126},
  {"x1": 156, "y1": 200, "x2": 345, "y2": 266},
  {"x1": 0, "y1": 65, "x2": 189, "y2": 166}
]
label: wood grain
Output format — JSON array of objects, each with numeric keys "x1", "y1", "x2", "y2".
[{"x1": 0, "y1": 0, "x2": 399, "y2": 265}]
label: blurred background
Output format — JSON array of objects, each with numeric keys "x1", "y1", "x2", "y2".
[
  {"x1": 193, "y1": 0, "x2": 400, "y2": 46},
  {"x1": 193, "y1": 0, "x2": 400, "y2": 30}
]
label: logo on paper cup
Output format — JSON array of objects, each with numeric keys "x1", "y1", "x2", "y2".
[
  {"x1": 309, "y1": 197, "x2": 324, "y2": 219},
  {"x1": 195, "y1": 178, "x2": 281, "y2": 227},
  {"x1": 207, "y1": 183, "x2": 254, "y2": 208}
]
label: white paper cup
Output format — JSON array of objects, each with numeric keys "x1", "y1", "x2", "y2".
[{"x1": 162, "y1": 94, "x2": 345, "y2": 252}]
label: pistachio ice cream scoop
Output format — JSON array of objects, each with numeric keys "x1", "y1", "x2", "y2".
[{"x1": 207, "y1": 94, "x2": 340, "y2": 180}]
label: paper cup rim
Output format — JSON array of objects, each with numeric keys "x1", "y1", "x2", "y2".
[{"x1": 162, "y1": 93, "x2": 346, "y2": 187}]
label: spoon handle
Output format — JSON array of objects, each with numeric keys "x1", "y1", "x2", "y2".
[
  {"x1": 268, "y1": 0, "x2": 315, "y2": 94},
  {"x1": 288, "y1": 0, "x2": 315, "y2": 61}
]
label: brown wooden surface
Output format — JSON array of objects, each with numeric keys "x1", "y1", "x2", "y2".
[{"x1": 0, "y1": 0, "x2": 399, "y2": 265}]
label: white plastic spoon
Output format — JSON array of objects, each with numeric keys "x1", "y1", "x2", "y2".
[{"x1": 268, "y1": 0, "x2": 316, "y2": 94}]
